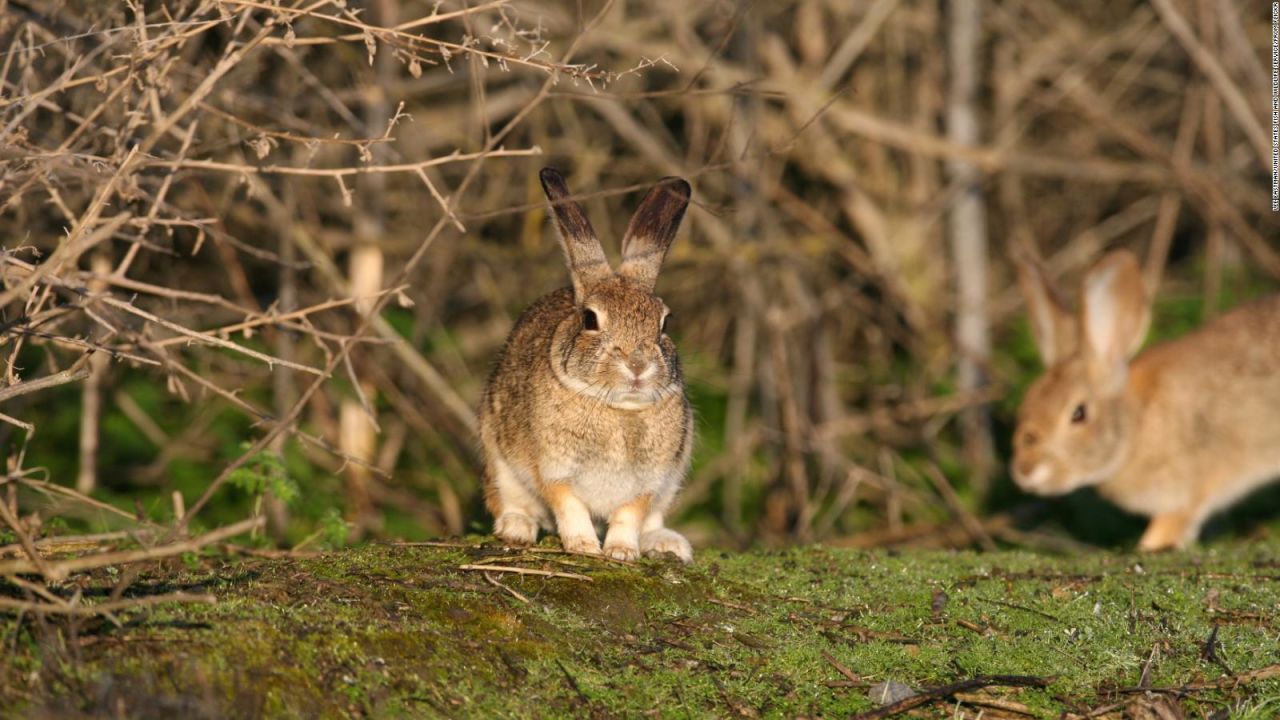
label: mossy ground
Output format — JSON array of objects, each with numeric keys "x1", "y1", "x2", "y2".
[{"x1": 3, "y1": 539, "x2": 1280, "y2": 718}]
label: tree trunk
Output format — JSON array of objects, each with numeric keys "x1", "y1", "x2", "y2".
[
  {"x1": 945, "y1": 0, "x2": 993, "y2": 494},
  {"x1": 340, "y1": 0, "x2": 396, "y2": 535}
]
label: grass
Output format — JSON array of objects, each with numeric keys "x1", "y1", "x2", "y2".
[{"x1": 4, "y1": 538, "x2": 1280, "y2": 718}]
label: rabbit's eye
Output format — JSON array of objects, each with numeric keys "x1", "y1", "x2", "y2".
[
  {"x1": 1071, "y1": 404, "x2": 1087, "y2": 424},
  {"x1": 582, "y1": 309, "x2": 600, "y2": 331}
]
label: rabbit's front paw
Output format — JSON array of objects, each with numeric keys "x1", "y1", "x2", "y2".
[
  {"x1": 494, "y1": 513, "x2": 538, "y2": 546},
  {"x1": 561, "y1": 534, "x2": 603, "y2": 556},
  {"x1": 640, "y1": 528, "x2": 692, "y2": 563}
]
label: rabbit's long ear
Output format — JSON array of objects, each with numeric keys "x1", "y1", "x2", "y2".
[
  {"x1": 618, "y1": 177, "x2": 691, "y2": 291},
  {"x1": 1081, "y1": 250, "x2": 1151, "y2": 392},
  {"x1": 1014, "y1": 252, "x2": 1077, "y2": 366},
  {"x1": 539, "y1": 168, "x2": 612, "y2": 298}
]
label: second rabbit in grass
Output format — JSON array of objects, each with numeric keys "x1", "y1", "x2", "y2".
[
  {"x1": 1011, "y1": 249, "x2": 1280, "y2": 550},
  {"x1": 479, "y1": 168, "x2": 694, "y2": 563}
]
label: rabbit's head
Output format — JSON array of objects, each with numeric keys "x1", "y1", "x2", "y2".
[
  {"x1": 539, "y1": 168, "x2": 691, "y2": 410},
  {"x1": 1011, "y1": 250, "x2": 1151, "y2": 495}
]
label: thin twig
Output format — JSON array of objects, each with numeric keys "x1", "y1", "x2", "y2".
[
  {"x1": 142, "y1": 146, "x2": 541, "y2": 177},
  {"x1": 0, "y1": 366, "x2": 92, "y2": 403},
  {"x1": 484, "y1": 571, "x2": 531, "y2": 603},
  {"x1": 821, "y1": 651, "x2": 862, "y2": 684},
  {"x1": 97, "y1": 296, "x2": 328, "y2": 377},
  {"x1": 458, "y1": 564, "x2": 593, "y2": 581}
]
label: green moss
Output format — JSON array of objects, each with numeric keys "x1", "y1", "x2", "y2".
[{"x1": 4, "y1": 540, "x2": 1280, "y2": 718}]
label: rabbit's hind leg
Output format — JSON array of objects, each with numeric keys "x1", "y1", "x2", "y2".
[
  {"x1": 637, "y1": 489, "x2": 692, "y2": 562},
  {"x1": 638, "y1": 509, "x2": 692, "y2": 563},
  {"x1": 487, "y1": 457, "x2": 544, "y2": 546}
]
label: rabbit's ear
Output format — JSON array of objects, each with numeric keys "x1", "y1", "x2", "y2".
[
  {"x1": 1081, "y1": 250, "x2": 1151, "y2": 392},
  {"x1": 539, "y1": 168, "x2": 612, "y2": 298},
  {"x1": 1014, "y1": 252, "x2": 1077, "y2": 365},
  {"x1": 618, "y1": 177, "x2": 691, "y2": 291}
]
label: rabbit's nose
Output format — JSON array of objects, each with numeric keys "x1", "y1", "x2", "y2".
[
  {"x1": 1013, "y1": 460, "x2": 1036, "y2": 482},
  {"x1": 1019, "y1": 429, "x2": 1039, "y2": 448},
  {"x1": 625, "y1": 352, "x2": 649, "y2": 376}
]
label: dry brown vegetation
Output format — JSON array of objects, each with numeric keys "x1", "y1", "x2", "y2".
[{"x1": 1, "y1": 0, "x2": 1277, "y2": 616}]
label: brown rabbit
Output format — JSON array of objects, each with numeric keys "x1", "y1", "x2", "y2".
[
  {"x1": 478, "y1": 168, "x2": 694, "y2": 562},
  {"x1": 1012, "y1": 249, "x2": 1280, "y2": 550}
]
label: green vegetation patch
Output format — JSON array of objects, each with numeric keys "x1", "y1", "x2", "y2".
[{"x1": 3, "y1": 540, "x2": 1280, "y2": 718}]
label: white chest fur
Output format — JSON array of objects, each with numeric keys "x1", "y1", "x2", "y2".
[{"x1": 540, "y1": 455, "x2": 680, "y2": 519}]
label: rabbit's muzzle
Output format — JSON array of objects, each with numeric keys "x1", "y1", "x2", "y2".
[{"x1": 1011, "y1": 428, "x2": 1073, "y2": 496}]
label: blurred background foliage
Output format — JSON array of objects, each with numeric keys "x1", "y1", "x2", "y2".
[{"x1": 2, "y1": 0, "x2": 1278, "y2": 555}]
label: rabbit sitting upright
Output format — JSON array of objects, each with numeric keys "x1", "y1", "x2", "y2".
[
  {"x1": 479, "y1": 168, "x2": 695, "y2": 562},
  {"x1": 1011, "y1": 249, "x2": 1280, "y2": 550}
]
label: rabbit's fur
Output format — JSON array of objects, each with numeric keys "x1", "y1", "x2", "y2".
[
  {"x1": 1012, "y1": 249, "x2": 1280, "y2": 550},
  {"x1": 479, "y1": 169, "x2": 694, "y2": 562}
]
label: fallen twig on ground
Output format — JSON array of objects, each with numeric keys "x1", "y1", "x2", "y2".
[
  {"x1": 851, "y1": 675, "x2": 1052, "y2": 720},
  {"x1": 0, "y1": 516, "x2": 264, "y2": 581},
  {"x1": 458, "y1": 564, "x2": 593, "y2": 581}
]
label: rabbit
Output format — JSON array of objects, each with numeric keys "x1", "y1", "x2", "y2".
[
  {"x1": 1010, "y1": 248, "x2": 1280, "y2": 550},
  {"x1": 478, "y1": 168, "x2": 695, "y2": 563}
]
